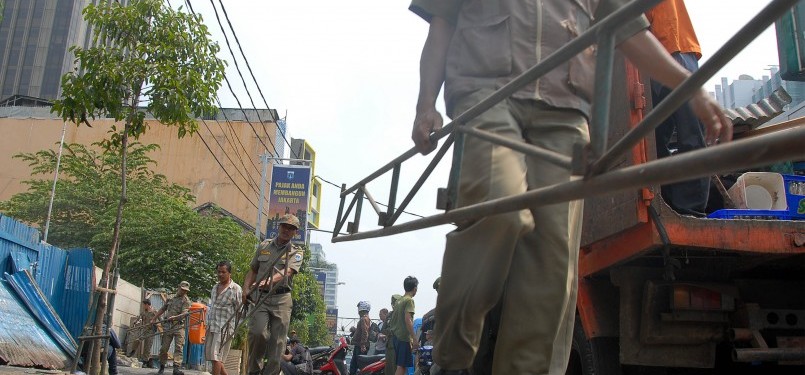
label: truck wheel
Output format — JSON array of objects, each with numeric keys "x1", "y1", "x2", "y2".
[{"x1": 568, "y1": 318, "x2": 622, "y2": 375}]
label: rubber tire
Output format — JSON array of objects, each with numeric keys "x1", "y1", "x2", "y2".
[{"x1": 568, "y1": 318, "x2": 623, "y2": 375}]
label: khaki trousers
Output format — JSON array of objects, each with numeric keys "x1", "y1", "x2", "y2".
[
  {"x1": 159, "y1": 323, "x2": 186, "y2": 366},
  {"x1": 141, "y1": 333, "x2": 154, "y2": 362},
  {"x1": 247, "y1": 293, "x2": 292, "y2": 375},
  {"x1": 432, "y1": 90, "x2": 587, "y2": 375}
]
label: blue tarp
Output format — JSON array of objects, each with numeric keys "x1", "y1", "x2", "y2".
[
  {"x1": 5, "y1": 269, "x2": 78, "y2": 359},
  {"x1": 62, "y1": 248, "x2": 94, "y2": 340},
  {"x1": 0, "y1": 279, "x2": 70, "y2": 369}
]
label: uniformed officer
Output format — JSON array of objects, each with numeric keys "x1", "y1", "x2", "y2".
[
  {"x1": 243, "y1": 214, "x2": 304, "y2": 375},
  {"x1": 139, "y1": 299, "x2": 158, "y2": 368},
  {"x1": 152, "y1": 281, "x2": 192, "y2": 375}
]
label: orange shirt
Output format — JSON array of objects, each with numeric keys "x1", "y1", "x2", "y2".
[{"x1": 645, "y1": 0, "x2": 702, "y2": 59}]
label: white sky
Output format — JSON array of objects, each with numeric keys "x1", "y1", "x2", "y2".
[{"x1": 183, "y1": 0, "x2": 780, "y2": 330}]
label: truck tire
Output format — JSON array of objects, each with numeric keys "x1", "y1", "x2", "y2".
[{"x1": 568, "y1": 318, "x2": 622, "y2": 375}]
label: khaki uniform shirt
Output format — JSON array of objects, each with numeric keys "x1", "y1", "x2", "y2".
[
  {"x1": 250, "y1": 238, "x2": 304, "y2": 291},
  {"x1": 162, "y1": 295, "x2": 191, "y2": 326},
  {"x1": 409, "y1": 0, "x2": 649, "y2": 118},
  {"x1": 141, "y1": 309, "x2": 157, "y2": 325},
  {"x1": 141, "y1": 309, "x2": 158, "y2": 332}
]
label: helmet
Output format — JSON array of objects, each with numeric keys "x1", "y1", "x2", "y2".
[{"x1": 357, "y1": 301, "x2": 371, "y2": 312}]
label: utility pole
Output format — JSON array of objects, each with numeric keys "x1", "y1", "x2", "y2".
[{"x1": 43, "y1": 121, "x2": 68, "y2": 243}]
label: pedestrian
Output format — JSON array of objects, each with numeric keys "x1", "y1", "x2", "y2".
[
  {"x1": 139, "y1": 299, "x2": 157, "y2": 368},
  {"x1": 280, "y1": 337, "x2": 306, "y2": 375},
  {"x1": 350, "y1": 301, "x2": 372, "y2": 375},
  {"x1": 242, "y1": 214, "x2": 304, "y2": 375},
  {"x1": 206, "y1": 260, "x2": 243, "y2": 375},
  {"x1": 647, "y1": 0, "x2": 711, "y2": 217},
  {"x1": 389, "y1": 277, "x2": 418, "y2": 375},
  {"x1": 407, "y1": 1, "x2": 732, "y2": 374},
  {"x1": 373, "y1": 308, "x2": 389, "y2": 355},
  {"x1": 384, "y1": 294, "x2": 401, "y2": 375},
  {"x1": 152, "y1": 281, "x2": 191, "y2": 375}
]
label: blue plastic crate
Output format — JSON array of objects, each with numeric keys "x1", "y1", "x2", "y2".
[
  {"x1": 707, "y1": 209, "x2": 799, "y2": 220},
  {"x1": 782, "y1": 174, "x2": 805, "y2": 219}
]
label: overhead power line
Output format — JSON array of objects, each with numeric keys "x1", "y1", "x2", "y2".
[
  {"x1": 197, "y1": 131, "x2": 260, "y2": 210},
  {"x1": 214, "y1": 0, "x2": 299, "y2": 159},
  {"x1": 213, "y1": 96, "x2": 261, "y2": 174},
  {"x1": 200, "y1": 118, "x2": 261, "y2": 193},
  {"x1": 184, "y1": 0, "x2": 282, "y2": 159}
]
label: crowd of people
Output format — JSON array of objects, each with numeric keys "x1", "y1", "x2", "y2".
[
  {"x1": 112, "y1": 0, "x2": 731, "y2": 374},
  {"x1": 126, "y1": 214, "x2": 302, "y2": 375}
]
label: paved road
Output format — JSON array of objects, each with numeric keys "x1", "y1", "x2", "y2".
[{"x1": 0, "y1": 365, "x2": 209, "y2": 375}]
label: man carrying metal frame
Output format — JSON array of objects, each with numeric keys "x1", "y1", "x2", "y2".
[
  {"x1": 243, "y1": 214, "x2": 304, "y2": 375},
  {"x1": 408, "y1": 0, "x2": 732, "y2": 374},
  {"x1": 152, "y1": 281, "x2": 192, "y2": 375}
]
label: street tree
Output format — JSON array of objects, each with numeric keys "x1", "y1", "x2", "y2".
[
  {"x1": 0, "y1": 142, "x2": 256, "y2": 299},
  {"x1": 50, "y1": 0, "x2": 225, "y2": 372}
]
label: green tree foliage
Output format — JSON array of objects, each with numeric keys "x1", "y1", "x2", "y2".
[
  {"x1": 49, "y1": 1, "x2": 225, "y2": 370},
  {"x1": 0, "y1": 143, "x2": 255, "y2": 300},
  {"x1": 53, "y1": 0, "x2": 225, "y2": 140}
]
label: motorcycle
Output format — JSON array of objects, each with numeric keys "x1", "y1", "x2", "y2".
[
  {"x1": 417, "y1": 345, "x2": 433, "y2": 375},
  {"x1": 355, "y1": 354, "x2": 385, "y2": 375},
  {"x1": 293, "y1": 336, "x2": 349, "y2": 375}
]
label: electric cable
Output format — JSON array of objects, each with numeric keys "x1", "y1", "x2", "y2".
[
  {"x1": 200, "y1": 118, "x2": 261, "y2": 193},
  {"x1": 184, "y1": 0, "x2": 282, "y2": 159},
  {"x1": 197, "y1": 131, "x2": 259, "y2": 210},
  {"x1": 215, "y1": 0, "x2": 299, "y2": 159}
]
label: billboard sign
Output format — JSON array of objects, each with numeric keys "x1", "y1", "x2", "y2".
[
  {"x1": 314, "y1": 271, "x2": 327, "y2": 297},
  {"x1": 266, "y1": 164, "x2": 311, "y2": 243},
  {"x1": 325, "y1": 308, "x2": 338, "y2": 334}
]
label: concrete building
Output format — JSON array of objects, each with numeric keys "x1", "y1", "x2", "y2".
[
  {"x1": 752, "y1": 66, "x2": 805, "y2": 110},
  {"x1": 0, "y1": 103, "x2": 280, "y2": 226},
  {"x1": 713, "y1": 67, "x2": 805, "y2": 111},
  {"x1": 717, "y1": 75, "x2": 764, "y2": 109},
  {"x1": 0, "y1": 0, "x2": 127, "y2": 100},
  {"x1": 310, "y1": 243, "x2": 340, "y2": 310}
]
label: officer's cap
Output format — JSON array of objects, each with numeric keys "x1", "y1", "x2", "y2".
[
  {"x1": 178, "y1": 281, "x2": 190, "y2": 291},
  {"x1": 279, "y1": 214, "x2": 301, "y2": 229}
]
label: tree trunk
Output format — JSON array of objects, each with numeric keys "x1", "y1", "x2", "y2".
[{"x1": 89, "y1": 87, "x2": 139, "y2": 374}]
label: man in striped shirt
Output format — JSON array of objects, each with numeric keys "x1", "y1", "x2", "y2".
[{"x1": 206, "y1": 260, "x2": 243, "y2": 375}]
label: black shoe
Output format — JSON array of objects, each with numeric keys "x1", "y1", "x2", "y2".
[
  {"x1": 173, "y1": 366, "x2": 185, "y2": 375},
  {"x1": 437, "y1": 370, "x2": 469, "y2": 375},
  {"x1": 157, "y1": 364, "x2": 165, "y2": 374}
]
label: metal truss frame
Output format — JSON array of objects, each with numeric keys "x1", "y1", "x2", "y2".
[{"x1": 332, "y1": 0, "x2": 805, "y2": 243}]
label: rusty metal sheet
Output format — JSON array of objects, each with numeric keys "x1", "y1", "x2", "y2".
[{"x1": 0, "y1": 279, "x2": 70, "y2": 369}]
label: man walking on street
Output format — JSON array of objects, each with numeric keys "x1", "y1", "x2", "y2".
[
  {"x1": 390, "y1": 277, "x2": 418, "y2": 375},
  {"x1": 206, "y1": 260, "x2": 243, "y2": 375},
  {"x1": 152, "y1": 281, "x2": 191, "y2": 375},
  {"x1": 408, "y1": 0, "x2": 732, "y2": 374},
  {"x1": 243, "y1": 214, "x2": 304, "y2": 375}
]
